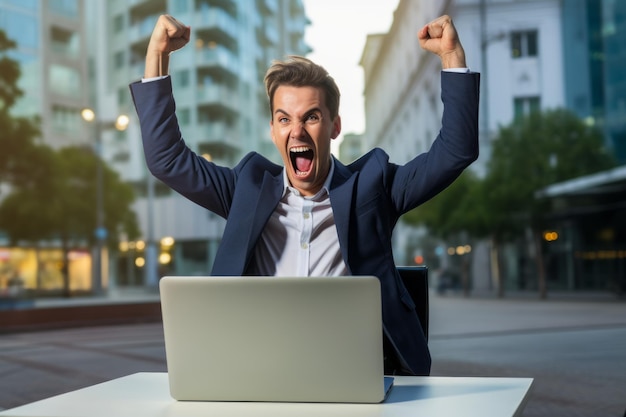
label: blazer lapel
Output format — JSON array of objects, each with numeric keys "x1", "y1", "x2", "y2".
[
  {"x1": 212, "y1": 170, "x2": 283, "y2": 276},
  {"x1": 247, "y1": 171, "x2": 284, "y2": 254}
]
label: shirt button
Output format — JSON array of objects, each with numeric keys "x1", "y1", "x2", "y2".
[
  {"x1": 301, "y1": 242, "x2": 308, "y2": 249},
  {"x1": 303, "y1": 213, "x2": 310, "y2": 219}
]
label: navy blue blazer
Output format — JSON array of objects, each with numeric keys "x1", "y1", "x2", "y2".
[{"x1": 130, "y1": 71, "x2": 480, "y2": 375}]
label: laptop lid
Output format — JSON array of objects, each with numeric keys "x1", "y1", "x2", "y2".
[{"x1": 159, "y1": 275, "x2": 391, "y2": 403}]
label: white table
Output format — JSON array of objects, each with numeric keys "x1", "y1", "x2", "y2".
[{"x1": 0, "y1": 372, "x2": 533, "y2": 417}]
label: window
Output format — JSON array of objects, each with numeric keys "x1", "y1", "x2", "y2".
[
  {"x1": 49, "y1": 65, "x2": 81, "y2": 97},
  {"x1": 175, "y1": 70, "x2": 190, "y2": 88},
  {"x1": 173, "y1": 0, "x2": 188, "y2": 13},
  {"x1": 514, "y1": 97, "x2": 541, "y2": 119},
  {"x1": 47, "y1": 0, "x2": 79, "y2": 18},
  {"x1": 511, "y1": 30, "x2": 538, "y2": 58},
  {"x1": 178, "y1": 108, "x2": 191, "y2": 125},
  {"x1": 50, "y1": 26, "x2": 79, "y2": 58},
  {"x1": 114, "y1": 51, "x2": 125, "y2": 68},
  {"x1": 117, "y1": 88, "x2": 129, "y2": 107},
  {"x1": 52, "y1": 105, "x2": 81, "y2": 133},
  {"x1": 1, "y1": 11, "x2": 39, "y2": 49},
  {"x1": 113, "y1": 14, "x2": 124, "y2": 33}
]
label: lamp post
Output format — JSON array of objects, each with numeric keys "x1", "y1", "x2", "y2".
[
  {"x1": 81, "y1": 108, "x2": 129, "y2": 294},
  {"x1": 145, "y1": 171, "x2": 158, "y2": 288}
]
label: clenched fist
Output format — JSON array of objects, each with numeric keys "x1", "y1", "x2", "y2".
[
  {"x1": 418, "y1": 15, "x2": 466, "y2": 69},
  {"x1": 145, "y1": 15, "x2": 191, "y2": 78}
]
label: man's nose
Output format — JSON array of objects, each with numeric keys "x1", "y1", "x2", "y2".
[{"x1": 291, "y1": 121, "x2": 306, "y2": 138}]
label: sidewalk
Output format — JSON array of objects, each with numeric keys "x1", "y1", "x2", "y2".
[{"x1": 429, "y1": 290, "x2": 626, "y2": 338}]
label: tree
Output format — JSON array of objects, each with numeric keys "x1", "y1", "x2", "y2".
[
  {"x1": 403, "y1": 170, "x2": 489, "y2": 296},
  {"x1": 0, "y1": 146, "x2": 140, "y2": 296},
  {"x1": 0, "y1": 29, "x2": 44, "y2": 191},
  {"x1": 484, "y1": 108, "x2": 616, "y2": 298}
]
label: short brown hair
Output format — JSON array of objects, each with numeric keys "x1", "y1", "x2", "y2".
[{"x1": 264, "y1": 55, "x2": 340, "y2": 120}]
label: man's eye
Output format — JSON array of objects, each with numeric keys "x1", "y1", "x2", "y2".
[
  {"x1": 305, "y1": 114, "x2": 320, "y2": 123},
  {"x1": 278, "y1": 117, "x2": 289, "y2": 123}
]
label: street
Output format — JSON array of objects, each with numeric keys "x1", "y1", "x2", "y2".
[{"x1": 1, "y1": 291, "x2": 625, "y2": 416}]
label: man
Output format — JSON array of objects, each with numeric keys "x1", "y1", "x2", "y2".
[{"x1": 130, "y1": 14, "x2": 479, "y2": 376}]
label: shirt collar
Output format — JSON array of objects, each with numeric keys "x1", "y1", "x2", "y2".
[{"x1": 282, "y1": 157, "x2": 335, "y2": 199}]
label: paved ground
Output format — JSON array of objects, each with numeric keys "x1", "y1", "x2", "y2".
[
  {"x1": 1, "y1": 289, "x2": 625, "y2": 416},
  {"x1": 428, "y1": 293, "x2": 626, "y2": 417}
]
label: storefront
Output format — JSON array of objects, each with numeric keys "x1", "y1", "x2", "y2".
[
  {"x1": 537, "y1": 166, "x2": 626, "y2": 293},
  {"x1": 0, "y1": 247, "x2": 93, "y2": 297}
]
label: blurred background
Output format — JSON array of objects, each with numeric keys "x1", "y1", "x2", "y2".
[{"x1": 0, "y1": 0, "x2": 625, "y2": 301}]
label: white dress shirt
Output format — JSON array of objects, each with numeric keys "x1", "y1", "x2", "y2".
[{"x1": 250, "y1": 159, "x2": 348, "y2": 277}]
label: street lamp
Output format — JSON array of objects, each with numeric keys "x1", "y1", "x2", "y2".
[{"x1": 81, "y1": 108, "x2": 129, "y2": 294}]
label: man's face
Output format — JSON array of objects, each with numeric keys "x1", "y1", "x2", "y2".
[{"x1": 270, "y1": 85, "x2": 341, "y2": 196}]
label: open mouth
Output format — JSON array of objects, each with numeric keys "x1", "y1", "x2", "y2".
[{"x1": 290, "y1": 146, "x2": 314, "y2": 177}]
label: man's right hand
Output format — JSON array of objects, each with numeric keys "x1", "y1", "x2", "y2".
[{"x1": 145, "y1": 15, "x2": 191, "y2": 78}]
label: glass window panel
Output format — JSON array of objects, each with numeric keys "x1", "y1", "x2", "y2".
[
  {"x1": 173, "y1": 0, "x2": 188, "y2": 13},
  {"x1": 529, "y1": 97, "x2": 541, "y2": 113},
  {"x1": 527, "y1": 31, "x2": 538, "y2": 56},
  {"x1": 113, "y1": 14, "x2": 124, "y2": 32},
  {"x1": 5, "y1": 0, "x2": 38, "y2": 10},
  {"x1": 47, "y1": 0, "x2": 79, "y2": 18},
  {"x1": 49, "y1": 65, "x2": 81, "y2": 97},
  {"x1": 511, "y1": 32, "x2": 522, "y2": 58},
  {"x1": 3, "y1": 11, "x2": 38, "y2": 49}
]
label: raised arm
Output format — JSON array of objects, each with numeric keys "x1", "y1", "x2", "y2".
[
  {"x1": 144, "y1": 15, "x2": 191, "y2": 78},
  {"x1": 417, "y1": 15, "x2": 466, "y2": 69}
]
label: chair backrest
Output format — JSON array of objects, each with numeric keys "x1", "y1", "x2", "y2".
[{"x1": 397, "y1": 266, "x2": 429, "y2": 341}]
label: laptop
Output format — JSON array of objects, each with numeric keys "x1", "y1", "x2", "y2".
[{"x1": 159, "y1": 275, "x2": 394, "y2": 403}]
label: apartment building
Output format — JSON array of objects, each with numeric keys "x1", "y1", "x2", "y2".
[{"x1": 1, "y1": 0, "x2": 91, "y2": 148}]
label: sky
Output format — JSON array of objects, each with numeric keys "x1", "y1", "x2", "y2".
[{"x1": 302, "y1": 0, "x2": 399, "y2": 144}]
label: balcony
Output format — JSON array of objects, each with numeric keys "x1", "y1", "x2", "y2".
[
  {"x1": 194, "y1": 7, "x2": 238, "y2": 45},
  {"x1": 195, "y1": 0, "x2": 238, "y2": 18},
  {"x1": 128, "y1": 14, "x2": 159, "y2": 46},
  {"x1": 256, "y1": 0, "x2": 278, "y2": 15},
  {"x1": 196, "y1": 121, "x2": 239, "y2": 145},
  {"x1": 195, "y1": 122, "x2": 241, "y2": 164},
  {"x1": 196, "y1": 46, "x2": 239, "y2": 77},
  {"x1": 256, "y1": 23, "x2": 279, "y2": 47},
  {"x1": 196, "y1": 83, "x2": 239, "y2": 114}
]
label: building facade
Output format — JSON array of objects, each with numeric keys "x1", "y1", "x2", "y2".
[
  {"x1": 0, "y1": 0, "x2": 91, "y2": 148},
  {"x1": 562, "y1": 0, "x2": 626, "y2": 164}
]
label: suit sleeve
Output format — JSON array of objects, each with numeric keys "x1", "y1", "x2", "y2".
[
  {"x1": 129, "y1": 77, "x2": 236, "y2": 218},
  {"x1": 389, "y1": 71, "x2": 480, "y2": 214}
]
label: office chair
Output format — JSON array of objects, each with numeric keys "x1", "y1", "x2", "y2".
[
  {"x1": 397, "y1": 266, "x2": 429, "y2": 341},
  {"x1": 383, "y1": 266, "x2": 430, "y2": 375}
]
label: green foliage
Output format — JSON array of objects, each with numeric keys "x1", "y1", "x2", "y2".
[
  {"x1": 403, "y1": 170, "x2": 488, "y2": 239},
  {"x1": 0, "y1": 30, "x2": 21, "y2": 109},
  {"x1": 0, "y1": 28, "x2": 140, "y2": 247},
  {"x1": 0, "y1": 29, "x2": 43, "y2": 189},
  {"x1": 0, "y1": 146, "x2": 140, "y2": 246},
  {"x1": 484, "y1": 108, "x2": 616, "y2": 238},
  {"x1": 404, "y1": 108, "x2": 617, "y2": 242}
]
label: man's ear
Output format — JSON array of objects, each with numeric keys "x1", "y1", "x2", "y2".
[{"x1": 331, "y1": 115, "x2": 342, "y2": 140}]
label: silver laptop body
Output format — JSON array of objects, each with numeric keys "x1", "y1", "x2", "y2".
[{"x1": 159, "y1": 275, "x2": 391, "y2": 403}]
